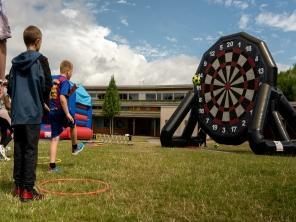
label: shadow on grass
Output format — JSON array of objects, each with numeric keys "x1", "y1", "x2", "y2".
[
  {"x1": 37, "y1": 162, "x2": 75, "y2": 172},
  {"x1": 205, "y1": 148, "x2": 296, "y2": 157}
]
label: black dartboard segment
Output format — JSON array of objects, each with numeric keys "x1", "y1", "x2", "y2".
[{"x1": 196, "y1": 32, "x2": 276, "y2": 145}]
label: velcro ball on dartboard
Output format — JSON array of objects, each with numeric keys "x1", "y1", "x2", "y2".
[{"x1": 192, "y1": 74, "x2": 201, "y2": 86}]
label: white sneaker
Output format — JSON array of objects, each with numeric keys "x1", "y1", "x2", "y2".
[{"x1": 0, "y1": 145, "x2": 10, "y2": 161}]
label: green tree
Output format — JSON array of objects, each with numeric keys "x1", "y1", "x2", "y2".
[
  {"x1": 103, "y1": 75, "x2": 120, "y2": 135},
  {"x1": 277, "y1": 64, "x2": 296, "y2": 101}
]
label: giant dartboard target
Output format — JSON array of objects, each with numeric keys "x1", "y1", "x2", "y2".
[{"x1": 196, "y1": 32, "x2": 277, "y2": 145}]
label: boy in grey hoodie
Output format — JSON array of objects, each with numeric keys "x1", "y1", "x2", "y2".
[{"x1": 8, "y1": 25, "x2": 52, "y2": 202}]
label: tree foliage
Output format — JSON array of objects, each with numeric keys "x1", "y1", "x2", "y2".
[
  {"x1": 102, "y1": 75, "x2": 120, "y2": 134},
  {"x1": 277, "y1": 64, "x2": 296, "y2": 101}
]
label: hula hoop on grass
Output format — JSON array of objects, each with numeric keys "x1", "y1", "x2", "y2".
[
  {"x1": 37, "y1": 178, "x2": 110, "y2": 196},
  {"x1": 38, "y1": 157, "x2": 62, "y2": 165},
  {"x1": 82, "y1": 141, "x2": 104, "y2": 147}
]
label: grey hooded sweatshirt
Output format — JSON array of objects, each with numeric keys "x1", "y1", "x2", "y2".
[{"x1": 8, "y1": 51, "x2": 46, "y2": 125}]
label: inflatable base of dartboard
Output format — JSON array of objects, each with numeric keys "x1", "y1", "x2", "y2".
[{"x1": 160, "y1": 32, "x2": 296, "y2": 155}]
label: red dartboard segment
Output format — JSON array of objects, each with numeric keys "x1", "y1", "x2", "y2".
[
  {"x1": 248, "y1": 57, "x2": 256, "y2": 68},
  {"x1": 216, "y1": 50, "x2": 225, "y2": 57},
  {"x1": 233, "y1": 47, "x2": 241, "y2": 54}
]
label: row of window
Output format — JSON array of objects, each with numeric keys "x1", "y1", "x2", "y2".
[
  {"x1": 93, "y1": 105, "x2": 161, "y2": 112},
  {"x1": 89, "y1": 92, "x2": 186, "y2": 101}
]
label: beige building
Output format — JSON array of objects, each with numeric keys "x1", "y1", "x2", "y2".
[{"x1": 85, "y1": 84, "x2": 197, "y2": 137}]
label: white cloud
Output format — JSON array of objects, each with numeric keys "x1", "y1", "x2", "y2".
[
  {"x1": 278, "y1": 63, "x2": 292, "y2": 72},
  {"x1": 206, "y1": 35, "x2": 216, "y2": 42},
  {"x1": 110, "y1": 34, "x2": 129, "y2": 45},
  {"x1": 117, "y1": 0, "x2": 136, "y2": 6},
  {"x1": 165, "y1": 36, "x2": 177, "y2": 43},
  {"x1": 193, "y1": 37, "x2": 203, "y2": 41},
  {"x1": 208, "y1": 0, "x2": 249, "y2": 10},
  {"x1": 98, "y1": 1, "x2": 110, "y2": 13},
  {"x1": 133, "y1": 41, "x2": 169, "y2": 58},
  {"x1": 259, "y1": 3, "x2": 268, "y2": 10},
  {"x1": 61, "y1": 8, "x2": 79, "y2": 19},
  {"x1": 239, "y1": 14, "x2": 250, "y2": 29},
  {"x1": 120, "y1": 17, "x2": 129, "y2": 26},
  {"x1": 117, "y1": 0, "x2": 127, "y2": 4},
  {"x1": 5, "y1": 0, "x2": 198, "y2": 85},
  {"x1": 217, "y1": 31, "x2": 224, "y2": 36},
  {"x1": 256, "y1": 11, "x2": 296, "y2": 31}
]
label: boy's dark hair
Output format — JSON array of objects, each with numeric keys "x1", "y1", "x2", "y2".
[
  {"x1": 23, "y1": 26, "x2": 42, "y2": 46},
  {"x1": 60, "y1": 60, "x2": 73, "y2": 74}
]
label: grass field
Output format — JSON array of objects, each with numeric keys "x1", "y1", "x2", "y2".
[{"x1": 0, "y1": 137, "x2": 296, "y2": 221}]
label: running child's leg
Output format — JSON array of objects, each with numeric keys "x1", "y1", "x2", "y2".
[
  {"x1": 70, "y1": 124, "x2": 77, "y2": 148},
  {"x1": 49, "y1": 136, "x2": 59, "y2": 166},
  {"x1": 70, "y1": 125, "x2": 84, "y2": 155}
]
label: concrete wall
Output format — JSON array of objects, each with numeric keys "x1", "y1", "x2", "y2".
[{"x1": 160, "y1": 106, "x2": 198, "y2": 137}]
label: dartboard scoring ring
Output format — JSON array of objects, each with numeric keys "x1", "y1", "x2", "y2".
[{"x1": 196, "y1": 33, "x2": 271, "y2": 144}]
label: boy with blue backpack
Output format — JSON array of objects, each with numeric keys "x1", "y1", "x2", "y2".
[
  {"x1": 48, "y1": 60, "x2": 84, "y2": 172},
  {"x1": 8, "y1": 25, "x2": 52, "y2": 202}
]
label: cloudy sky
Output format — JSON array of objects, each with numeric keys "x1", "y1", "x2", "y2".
[{"x1": 3, "y1": 0, "x2": 296, "y2": 85}]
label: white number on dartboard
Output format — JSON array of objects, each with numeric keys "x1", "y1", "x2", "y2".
[
  {"x1": 246, "y1": 45, "x2": 252, "y2": 52},
  {"x1": 242, "y1": 120, "x2": 246, "y2": 127},
  {"x1": 209, "y1": 51, "x2": 215, "y2": 56},
  {"x1": 231, "y1": 126, "x2": 237, "y2": 133},
  {"x1": 226, "y1": 41, "x2": 233, "y2": 47},
  {"x1": 204, "y1": 61, "x2": 207, "y2": 66},
  {"x1": 222, "y1": 127, "x2": 226, "y2": 133},
  {"x1": 258, "y1": 68, "x2": 264, "y2": 75},
  {"x1": 212, "y1": 124, "x2": 218, "y2": 131},
  {"x1": 206, "y1": 118, "x2": 209, "y2": 123},
  {"x1": 199, "y1": 108, "x2": 204, "y2": 114}
]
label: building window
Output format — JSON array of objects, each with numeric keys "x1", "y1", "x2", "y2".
[
  {"x1": 95, "y1": 118, "x2": 105, "y2": 128},
  {"x1": 174, "y1": 93, "x2": 185, "y2": 100},
  {"x1": 163, "y1": 93, "x2": 173, "y2": 100},
  {"x1": 157, "y1": 93, "x2": 162, "y2": 100},
  {"x1": 129, "y1": 93, "x2": 139, "y2": 100},
  {"x1": 146, "y1": 93, "x2": 156, "y2": 101},
  {"x1": 93, "y1": 105, "x2": 102, "y2": 110},
  {"x1": 89, "y1": 93, "x2": 97, "y2": 98},
  {"x1": 120, "y1": 93, "x2": 128, "y2": 100},
  {"x1": 97, "y1": 93, "x2": 105, "y2": 100},
  {"x1": 121, "y1": 106, "x2": 129, "y2": 111}
]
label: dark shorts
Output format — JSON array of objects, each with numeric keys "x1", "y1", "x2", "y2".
[{"x1": 49, "y1": 110, "x2": 75, "y2": 138}]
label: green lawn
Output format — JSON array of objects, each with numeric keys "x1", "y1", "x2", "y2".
[{"x1": 1, "y1": 138, "x2": 296, "y2": 221}]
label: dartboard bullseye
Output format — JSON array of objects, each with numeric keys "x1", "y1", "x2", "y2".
[{"x1": 196, "y1": 33, "x2": 275, "y2": 144}]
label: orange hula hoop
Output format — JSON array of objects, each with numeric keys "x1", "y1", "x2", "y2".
[{"x1": 38, "y1": 178, "x2": 110, "y2": 196}]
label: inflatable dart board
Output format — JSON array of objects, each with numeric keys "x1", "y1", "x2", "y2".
[{"x1": 196, "y1": 32, "x2": 277, "y2": 145}]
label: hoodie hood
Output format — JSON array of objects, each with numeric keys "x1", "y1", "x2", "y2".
[{"x1": 12, "y1": 51, "x2": 41, "y2": 71}]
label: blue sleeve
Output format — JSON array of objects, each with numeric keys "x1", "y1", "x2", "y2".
[{"x1": 60, "y1": 80, "x2": 70, "y2": 96}]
